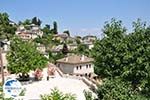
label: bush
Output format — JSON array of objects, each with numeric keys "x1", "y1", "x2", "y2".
[
  {"x1": 84, "y1": 90, "x2": 96, "y2": 100},
  {"x1": 40, "y1": 88, "x2": 76, "y2": 100}
]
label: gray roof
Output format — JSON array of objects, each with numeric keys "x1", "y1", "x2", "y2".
[{"x1": 56, "y1": 55, "x2": 94, "y2": 64}]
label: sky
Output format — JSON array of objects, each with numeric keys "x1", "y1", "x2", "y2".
[{"x1": 0, "y1": 0, "x2": 150, "y2": 37}]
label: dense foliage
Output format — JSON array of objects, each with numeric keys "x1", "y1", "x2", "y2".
[
  {"x1": 31, "y1": 17, "x2": 42, "y2": 26},
  {"x1": 53, "y1": 21, "x2": 58, "y2": 34},
  {"x1": 83, "y1": 90, "x2": 96, "y2": 100},
  {"x1": 62, "y1": 43, "x2": 69, "y2": 55},
  {"x1": 0, "y1": 13, "x2": 16, "y2": 39},
  {"x1": 97, "y1": 78, "x2": 147, "y2": 100},
  {"x1": 92, "y1": 18, "x2": 126, "y2": 77},
  {"x1": 92, "y1": 18, "x2": 150, "y2": 99},
  {"x1": 7, "y1": 37, "x2": 48, "y2": 75}
]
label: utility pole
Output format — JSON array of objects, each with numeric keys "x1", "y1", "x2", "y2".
[{"x1": 0, "y1": 47, "x2": 4, "y2": 85}]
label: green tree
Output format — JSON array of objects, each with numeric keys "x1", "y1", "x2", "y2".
[
  {"x1": 92, "y1": 18, "x2": 126, "y2": 77},
  {"x1": 53, "y1": 52, "x2": 65, "y2": 63},
  {"x1": 122, "y1": 19, "x2": 150, "y2": 96},
  {"x1": 75, "y1": 36, "x2": 81, "y2": 44},
  {"x1": 53, "y1": 21, "x2": 58, "y2": 34},
  {"x1": 7, "y1": 37, "x2": 48, "y2": 79},
  {"x1": 83, "y1": 90, "x2": 95, "y2": 100},
  {"x1": 63, "y1": 30, "x2": 70, "y2": 37},
  {"x1": 93, "y1": 19, "x2": 150, "y2": 99},
  {"x1": 62, "y1": 43, "x2": 69, "y2": 55},
  {"x1": 40, "y1": 88, "x2": 76, "y2": 100},
  {"x1": 42, "y1": 24, "x2": 51, "y2": 35},
  {"x1": 75, "y1": 44, "x2": 88, "y2": 55},
  {"x1": 34, "y1": 34, "x2": 53, "y2": 46},
  {"x1": 0, "y1": 12, "x2": 16, "y2": 39},
  {"x1": 32, "y1": 17, "x2": 42, "y2": 26},
  {"x1": 22, "y1": 19, "x2": 31, "y2": 25},
  {"x1": 97, "y1": 78, "x2": 147, "y2": 100}
]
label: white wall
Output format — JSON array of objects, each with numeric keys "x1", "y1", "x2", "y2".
[
  {"x1": 88, "y1": 44, "x2": 94, "y2": 49},
  {"x1": 73, "y1": 63, "x2": 94, "y2": 75},
  {"x1": 57, "y1": 63, "x2": 94, "y2": 75},
  {"x1": 2, "y1": 52, "x2": 8, "y2": 67}
]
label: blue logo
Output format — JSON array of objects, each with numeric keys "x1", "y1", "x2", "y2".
[{"x1": 3, "y1": 79, "x2": 22, "y2": 98}]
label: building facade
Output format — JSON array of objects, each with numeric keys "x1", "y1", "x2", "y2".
[{"x1": 56, "y1": 55, "x2": 94, "y2": 76}]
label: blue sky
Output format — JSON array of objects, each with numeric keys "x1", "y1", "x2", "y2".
[{"x1": 0, "y1": 0, "x2": 150, "y2": 37}]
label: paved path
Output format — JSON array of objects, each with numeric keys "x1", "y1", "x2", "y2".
[
  {"x1": 3, "y1": 68, "x2": 96, "y2": 100},
  {"x1": 23, "y1": 77, "x2": 91, "y2": 100}
]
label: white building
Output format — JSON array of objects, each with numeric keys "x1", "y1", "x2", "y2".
[
  {"x1": 82, "y1": 35, "x2": 97, "y2": 43},
  {"x1": 15, "y1": 24, "x2": 43, "y2": 40},
  {"x1": 82, "y1": 35, "x2": 96, "y2": 49},
  {"x1": 84, "y1": 42, "x2": 94, "y2": 49},
  {"x1": 56, "y1": 55, "x2": 94, "y2": 76},
  {"x1": 37, "y1": 44, "x2": 46, "y2": 53},
  {"x1": 68, "y1": 43, "x2": 78, "y2": 51}
]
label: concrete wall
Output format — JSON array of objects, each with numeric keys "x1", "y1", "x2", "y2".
[{"x1": 57, "y1": 63, "x2": 74, "y2": 74}]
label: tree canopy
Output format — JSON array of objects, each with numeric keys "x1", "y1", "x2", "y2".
[
  {"x1": 31, "y1": 17, "x2": 42, "y2": 26},
  {"x1": 63, "y1": 30, "x2": 70, "y2": 37},
  {"x1": 0, "y1": 12, "x2": 16, "y2": 39},
  {"x1": 53, "y1": 21, "x2": 58, "y2": 34},
  {"x1": 97, "y1": 78, "x2": 146, "y2": 100},
  {"x1": 7, "y1": 37, "x2": 48, "y2": 74},
  {"x1": 92, "y1": 18, "x2": 150, "y2": 99}
]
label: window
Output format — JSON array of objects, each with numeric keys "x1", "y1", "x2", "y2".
[
  {"x1": 86, "y1": 65, "x2": 88, "y2": 69},
  {"x1": 80, "y1": 65, "x2": 82, "y2": 69},
  {"x1": 89, "y1": 64, "x2": 91, "y2": 68},
  {"x1": 76, "y1": 66, "x2": 78, "y2": 70},
  {"x1": 85, "y1": 73, "x2": 88, "y2": 77}
]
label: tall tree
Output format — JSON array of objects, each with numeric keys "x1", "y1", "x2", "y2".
[
  {"x1": 122, "y1": 19, "x2": 150, "y2": 96},
  {"x1": 7, "y1": 36, "x2": 48, "y2": 79},
  {"x1": 32, "y1": 17, "x2": 37, "y2": 25},
  {"x1": 37, "y1": 18, "x2": 42, "y2": 26},
  {"x1": 62, "y1": 43, "x2": 69, "y2": 55},
  {"x1": 53, "y1": 21, "x2": 58, "y2": 34},
  {"x1": 93, "y1": 19, "x2": 150, "y2": 99},
  {"x1": 31, "y1": 17, "x2": 42, "y2": 26},
  {"x1": 92, "y1": 18, "x2": 126, "y2": 77}
]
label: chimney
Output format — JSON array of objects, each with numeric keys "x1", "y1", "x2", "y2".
[{"x1": 81, "y1": 55, "x2": 85, "y2": 61}]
